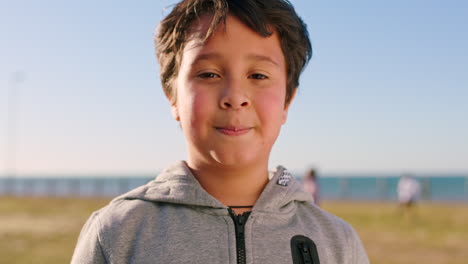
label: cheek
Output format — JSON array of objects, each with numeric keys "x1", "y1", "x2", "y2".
[
  {"x1": 255, "y1": 90, "x2": 287, "y2": 128},
  {"x1": 179, "y1": 87, "x2": 213, "y2": 124},
  {"x1": 192, "y1": 93, "x2": 211, "y2": 119}
]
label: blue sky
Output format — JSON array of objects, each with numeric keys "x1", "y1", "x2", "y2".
[{"x1": 1, "y1": 0, "x2": 467, "y2": 175}]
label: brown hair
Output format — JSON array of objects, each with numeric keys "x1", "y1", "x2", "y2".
[
  {"x1": 155, "y1": 0, "x2": 312, "y2": 105},
  {"x1": 305, "y1": 168, "x2": 317, "y2": 181}
]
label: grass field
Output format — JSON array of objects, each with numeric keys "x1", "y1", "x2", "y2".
[
  {"x1": 1, "y1": 197, "x2": 467, "y2": 264},
  {"x1": 323, "y1": 201, "x2": 468, "y2": 264}
]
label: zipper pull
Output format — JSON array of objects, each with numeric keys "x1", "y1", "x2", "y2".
[
  {"x1": 228, "y1": 209, "x2": 250, "y2": 235},
  {"x1": 237, "y1": 215, "x2": 244, "y2": 234},
  {"x1": 236, "y1": 212, "x2": 249, "y2": 235}
]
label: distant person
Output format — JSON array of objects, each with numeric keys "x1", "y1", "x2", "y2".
[
  {"x1": 303, "y1": 168, "x2": 320, "y2": 205},
  {"x1": 71, "y1": 0, "x2": 369, "y2": 263},
  {"x1": 397, "y1": 174, "x2": 421, "y2": 209}
]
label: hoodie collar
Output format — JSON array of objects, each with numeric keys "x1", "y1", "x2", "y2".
[{"x1": 115, "y1": 161, "x2": 313, "y2": 213}]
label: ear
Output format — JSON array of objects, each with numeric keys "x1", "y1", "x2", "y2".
[
  {"x1": 170, "y1": 102, "x2": 180, "y2": 121},
  {"x1": 282, "y1": 89, "x2": 296, "y2": 124}
]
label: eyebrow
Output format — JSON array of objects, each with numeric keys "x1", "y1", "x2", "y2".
[
  {"x1": 192, "y1": 52, "x2": 280, "y2": 67},
  {"x1": 246, "y1": 54, "x2": 280, "y2": 67}
]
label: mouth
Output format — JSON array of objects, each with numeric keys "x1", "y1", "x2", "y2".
[{"x1": 215, "y1": 126, "x2": 252, "y2": 136}]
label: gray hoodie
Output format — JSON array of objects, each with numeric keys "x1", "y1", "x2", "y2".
[{"x1": 72, "y1": 161, "x2": 369, "y2": 264}]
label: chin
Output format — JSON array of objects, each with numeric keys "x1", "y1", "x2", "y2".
[{"x1": 210, "y1": 151, "x2": 261, "y2": 168}]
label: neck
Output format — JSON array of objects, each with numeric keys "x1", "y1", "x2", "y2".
[{"x1": 187, "y1": 160, "x2": 269, "y2": 210}]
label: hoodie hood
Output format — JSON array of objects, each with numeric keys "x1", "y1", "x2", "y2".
[{"x1": 114, "y1": 161, "x2": 313, "y2": 213}]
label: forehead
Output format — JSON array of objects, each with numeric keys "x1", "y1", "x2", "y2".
[{"x1": 183, "y1": 14, "x2": 285, "y2": 67}]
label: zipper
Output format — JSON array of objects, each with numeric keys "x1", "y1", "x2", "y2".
[{"x1": 228, "y1": 209, "x2": 251, "y2": 264}]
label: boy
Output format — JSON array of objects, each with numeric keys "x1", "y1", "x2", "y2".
[{"x1": 72, "y1": 0, "x2": 369, "y2": 263}]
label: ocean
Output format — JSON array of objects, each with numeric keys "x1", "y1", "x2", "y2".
[{"x1": 1, "y1": 174, "x2": 467, "y2": 202}]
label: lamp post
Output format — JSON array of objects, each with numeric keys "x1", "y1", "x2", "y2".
[{"x1": 5, "y1": 71, "x2": 25, "y2": 196}]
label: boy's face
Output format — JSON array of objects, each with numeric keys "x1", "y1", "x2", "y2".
[{"x1": 172, "y1": 15, "x2": 292, "y2": 169}]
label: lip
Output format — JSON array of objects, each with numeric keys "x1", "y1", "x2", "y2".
[{"x1": 215, "y1": 126, "x2": 252, "y2": 136}]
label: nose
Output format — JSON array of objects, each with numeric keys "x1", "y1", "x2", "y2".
[{"x1": 219, "y1": 79, "x2": 251, "y2": 110}]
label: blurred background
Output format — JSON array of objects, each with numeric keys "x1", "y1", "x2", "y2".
[{"x1": 1, "y1": 0, "x2": 467, "y2": 263}]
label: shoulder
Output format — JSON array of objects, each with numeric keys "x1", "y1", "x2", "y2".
[
  {"x1": 298, "y1": 202, "x2": 352, "y2": 234},
  {"x1": 72, "y1": 200, "x2": 153, "y2": 263},
  {"x1": 91, "y1": 198, "x2": 159, "y2": 231},
  {"x1": 295, "y1": 202, "x2": 369, "y2": 263},
  {"x1": 83, "y1": 198, "x2": 165, "y2": 250}
]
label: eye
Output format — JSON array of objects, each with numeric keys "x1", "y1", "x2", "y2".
[
  {"x1": 197, "y1": 72, "x2": 220, "y2": 79},
  {"x1": 249, "y1": 73, "x2": 268, "y2": 80}
]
